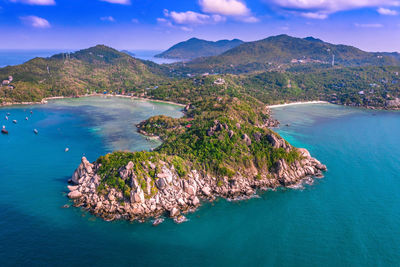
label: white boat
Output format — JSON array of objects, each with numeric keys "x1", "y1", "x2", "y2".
[
  {"x1": 12, "y1": 120, "x2": 17, "y2": 124},
  {"x1": 65, "y1": 148, "x2": 69, "y2": 152},
  {"x1": 5, "y1": 116, "x2": 8, "y2": 120},
  {"x1": 33, "y1": 129, "x2": 38, "y2": 134}
]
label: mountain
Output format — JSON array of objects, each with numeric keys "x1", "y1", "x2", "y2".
[
  {"x1": 0, "y1": 45, "x2": 167, "y2": 103},
  {"x1": 155, "y1": 38, "x2": 244, "y2": 60},
  {"x1": 176, "y1": 35, "x2": 400, "y2": 74}
]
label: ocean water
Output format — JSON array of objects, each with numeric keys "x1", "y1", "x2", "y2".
[
  {"x1": 0, "y1": 49, "x2": 180, "y2": 67},
  {"x1": 0, "y1": 99, "x2": 399, "y2": 266},
  {"x1": 0, "y1": 50, "x2": 66, "y2": 67}
]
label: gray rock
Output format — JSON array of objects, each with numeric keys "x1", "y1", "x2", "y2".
[
  {"x1": 68, "y1": 190, "x2": 82, "y2": 199},
  {"x1": 242, "y1": 134, "x2": 252, "y2": 146},
  {"x1": 170, "y1": 207, "x2": 180, "y2": 217},
  {"x1": 155, "y1": 178, "x2": 166, "y2": 189}
]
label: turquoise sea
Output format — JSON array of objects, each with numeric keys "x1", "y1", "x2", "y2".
[{"x1": 0, "y1": 98, "x2": 399, "y2": 266}]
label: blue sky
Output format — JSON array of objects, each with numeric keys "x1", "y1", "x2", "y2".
[{"x1": 1, "y1": 0, "x2": 400, "y2": 51}]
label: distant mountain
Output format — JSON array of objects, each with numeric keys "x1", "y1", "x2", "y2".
[
  {"x1": 177, "y1": 35, "x2": 400, "y2": 74},
  {"x1": 155, "y1": 38, "x2": 244, "y2": 60},
  {"x1": 0, "y1": 45, "x2": 167, "y2": 103}
]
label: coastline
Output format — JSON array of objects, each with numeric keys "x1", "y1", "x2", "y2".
[
  {"x1": 0, "y1": 93, "x2": 186, "y2": 108},
  {"x1": 268, "y1": 101, "x2": 329, "y2": 108}
]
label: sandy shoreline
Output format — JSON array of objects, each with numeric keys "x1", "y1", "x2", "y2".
[
  {"x1": 268, "y1": 101, "x2": 329, "y2": 108},
  {"x1": 0, "y1": 94, "x2": 186, "y2": 108}
]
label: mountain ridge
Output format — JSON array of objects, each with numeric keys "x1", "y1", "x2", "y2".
[{"x1": 155, "y1": 38, "x2": 244, "y2": 60}]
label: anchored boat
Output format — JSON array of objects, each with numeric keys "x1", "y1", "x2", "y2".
[{"x1": 1, "y1": 126, "x2": 8, "y2": 134}]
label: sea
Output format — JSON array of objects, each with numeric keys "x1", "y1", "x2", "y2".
[
  {"x1": 0, "y1": 49, "x2": 180, "y2": 67},
  {"x1": 1, "y1": 53, "x2": 400, "y2": 266}
]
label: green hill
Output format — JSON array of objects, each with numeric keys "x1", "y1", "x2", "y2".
[
  {"x1": 176, "y1": 35, "x2": 400, "y2": 74},
  {"x1": 0, "y1": 45, "x2": 166, "y2": 103},
  {"x1": 155, "y1": 38, "x2": 244, "y2": 60}
]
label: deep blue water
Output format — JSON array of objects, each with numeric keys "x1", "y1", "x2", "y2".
[
  {"x1": 0, "y1": 100, "x2": 399, "y2": 266},
  {"x1": 0, "y1": 49, "x2": 179, "y2": 67},
  {"x1": 0, "y1": 50, "x2": 66, "y2": 67}
]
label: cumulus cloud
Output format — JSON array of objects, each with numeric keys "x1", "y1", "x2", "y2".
[
  {"x1": 20, "y1": 15, "x2": 51, "y2": 28},
  {"x1": 355, "y1": 23, "x2": 384, "y2": 28},
  {"x1": 199, "y1": 0, "x2": 259, "y2": 22},
  {"x1": 163, "y1": 9, "x2": 226, "y2": 25},
  {"x1": 10, "y1": 0, "x2": 55, "y2": 5},
  {"x1": 99, "y1": 0, "x2": 130, "y2": 4},
  {"x1": 199, "y1": 0, "x2": 250, "y2": 16},
  {"x1": 377, "y1": 7, "x2": 398, "y2": 15},
  {"x1": 266, "y1": 0, "x2": 400, "y2": 18},
  {"x1": 100, "y1": 16, "x2": 115, "y2": 22}
]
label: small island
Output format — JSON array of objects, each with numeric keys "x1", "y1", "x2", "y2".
[{"x1": 67, "y1": 96, "x2": 326, "y2": 223}]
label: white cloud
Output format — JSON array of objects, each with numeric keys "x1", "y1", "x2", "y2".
[
  {"x1": 355, "y1": 23, "x2": 384, "y2": 28},
  {"x1": 20, "y1": 15, "x2": 51, "y2": 28},
  {"x1": 199, "y1": 0, "x2": 250, "y2": 16},
  {"x1": 163, "y1": 10, "x2": 226, "y2": 25},
  {"x1": 180, "y1": 26, "x2": 193, "y2": 32},
  {"x1": 236, "y1": 16, "x2": 259, "y2": 22},
  {"x1": 301, "y1": 12, "x2": 328, "y2": 19},
  {"x1": 199, "y1": 0, "x2": 259, "y2": 22},
  {"x1": 10, "y1": 0, "x2": 55, "y2": 5},
  {"x1": 99, "y1": 0, "x2": 130, "y2": 4},
  {"x1": 266, "y1": 0, "x2": 400, "y2": 18},
  {"x1": 377, "y1": 7, "x2": 398, "y2": 15},
  {"x1": 100, "y1": 16, "x2": 115, "y2": 22}
]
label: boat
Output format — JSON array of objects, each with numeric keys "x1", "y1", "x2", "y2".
[
  {"x1": 6, "y1": 113, "x2": 10, "y2": 116},
  {"x1": 33, "y1": 129, "x2": 38, "y2": 134},
  {"x1": 12, "y1": 120, "x2": 17, "y2": 124},
  {"x1": 30, "y1": 111, "x2": 33, "y2": 114},
  {"x1": 25, "y1": 117, "x2": 29, "y2": 121},
  {"x1": 1, "y1": 126, "x2": 8, "y2": 134},
  {"x1": 65, "y1": 148, "x2": 69, "y2": 152},
  {"x1": 5, "y1": 116, "x2": 8, "y2": 120}
]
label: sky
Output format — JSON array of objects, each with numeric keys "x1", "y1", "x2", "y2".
[{"x1": 0, "y1": 0, "x2": 400, "y2": 52}]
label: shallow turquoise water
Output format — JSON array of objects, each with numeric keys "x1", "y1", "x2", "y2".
[{"x1": 0, "y1": 100, "x2": 399, "y2": 266}]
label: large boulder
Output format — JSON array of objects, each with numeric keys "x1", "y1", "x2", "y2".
[
  {"x1": 155, "y1": 177, "x2": 166, "y2": 189},
  {"x1": 297, "y1": 148, "x2": 311, "y2": 158},
  {"x1": 131, "y1": 187, "x2": 145, "y2": 203},
  {"x1": 242, "y1": 134, "x2": 252, "y2": 146},
  {"x1": 119, "y1": 161, "x2": 134, "y2": 180},
  {"x1": 68, "y1": 190, "x2": 82, "y2": 199},
  {"x1": 71, "y1": 157, "x2": 94, "y2": 184},
  {"x1": 170, "y1": 207, "x2": 180, "y2": 217},
  {"x1": 266, "y1": 134, "x2": 287, "y2": 149}
]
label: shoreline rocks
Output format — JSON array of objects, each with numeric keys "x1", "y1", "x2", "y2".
[{"x1": 67, "y1": 142, "x2": 327, "y2": 224}]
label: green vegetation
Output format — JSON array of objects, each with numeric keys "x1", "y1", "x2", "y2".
[
  {"x1": 0, "y1": 45, "x2": 166, "y2": 103},
  {"x1": 155, "y1": 38, "x2": 243, "y2": 60},
  {"x1": 171, "y1": 35, "x2": 400, "y2": 75},
  {"x1": 1, "y1": 40, "x2": 399, "y2": 195}
]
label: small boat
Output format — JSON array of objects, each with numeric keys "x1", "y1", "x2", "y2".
[
  {"x1": 12, "y1": 120, "x2": 17, "y2": 124},
  {"x1": 25, "y1": 117, "x2": 29, "y2": 121},
  {"x1": 30, "y1": 111, "x2": 33, "y2": 114},
  {"x1": 1, "y1": 126, "x2": 8, "y2": 134},
  {"x1": 6, "y1": 113, "x2": 10, "y2": 116},
  {"x1": 65, "y1": 148, "x2": 69, "y2": 152},
  {"x1": 33, "y1": 129, "x2": 38, "y2": 134},
  {"x1": 5, "y1": 116, "x2": 8, "y2": 120}
]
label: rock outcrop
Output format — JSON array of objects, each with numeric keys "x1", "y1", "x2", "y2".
[{"x1": 67, "y1": 136, "x2": 327, "y2": 223}]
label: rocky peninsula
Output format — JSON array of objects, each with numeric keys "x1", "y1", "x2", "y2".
[{"x1": 68, "y1": 129, "x2": 326, "y2": 223}]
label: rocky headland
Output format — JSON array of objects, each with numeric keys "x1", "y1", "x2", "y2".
[{"x1": 67, "y1": 132, "x2": 326, "y2": 224}]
